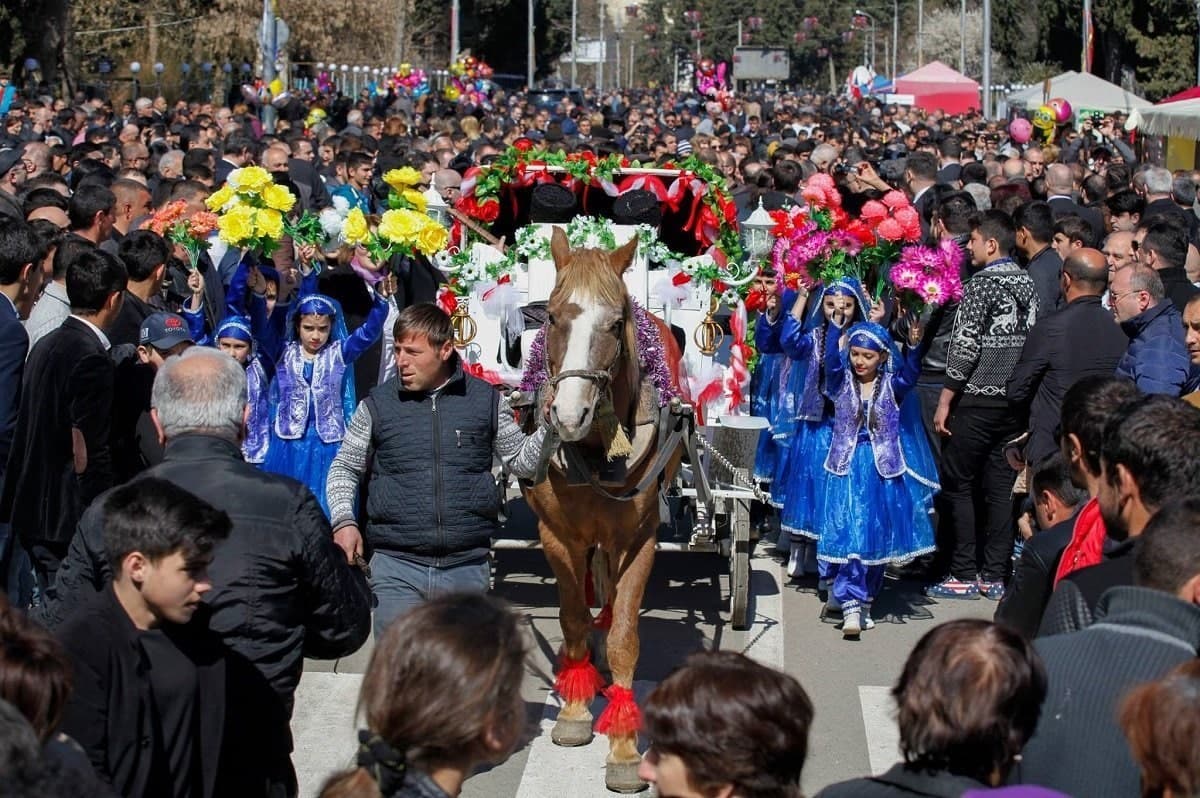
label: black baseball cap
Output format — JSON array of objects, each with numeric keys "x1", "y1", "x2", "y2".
[{"x1": 139, "y1": 312, "x2": 194, "y2": 349}]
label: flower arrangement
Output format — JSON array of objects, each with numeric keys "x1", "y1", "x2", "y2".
[
  {"x1": 889, "y1": 239, "x2": 965, "y2": 313},
  {"x1": 769, "y1": 176, "x2": 923, "y2": 299},
  {"x1": 205, "y1": 166, "x2": 296, "y2": 256},
  {"x1": 145, "y1": 200, "x2": 219, "y2": 272}
]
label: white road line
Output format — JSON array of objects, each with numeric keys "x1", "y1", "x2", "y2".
[
  {"x1": 514, "y1": 681, "x2": 657, "y2": 798},
  {"x1": 292, "y1": 671, "x2": 364, "y2": 798},
  {"x1": 858, "y1": 685, "x2": 900, "y2": 776},
  {"x1": 742, "y1": 548, "x2": 785, "y2": 670}
]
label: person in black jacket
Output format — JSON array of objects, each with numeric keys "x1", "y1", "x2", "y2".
[
  {"x1": 1006, "y1": 248, "x2": 1128, "y2": 468},
  {"x1": 816, "y1": 619, "x2": 1047, "y2": 798},
  {"x1": 0, "y1": 247, "x2": 126, "y2": 596},
  {"x1": 1013, "y1": 201, "x2": 1063, "y2": 316},
  {"x1": 1039, "y1": 395, "x2": 1200, "y2": 636},
  {"x1": 994, "y1": 454, "x2": 1086, "y2": 638},
  {"x1": 56, "y1": 477, "x2": 231, "y2": 798},
  {"x1": 1015, "y1": 499, "x2": 1200, "y2": 797},
  {"x1": 37, "y1": 346, "x2": 372, "y2": 797},
  {"x1": 1133, "y1": 214, "x2": 1200, "y2": 316}
]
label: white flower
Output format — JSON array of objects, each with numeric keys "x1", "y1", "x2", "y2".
[
  {"x1": 721, "y1": 288, "x2": 742, "y2": 306},
  {"x1": 320, "y1": 208, "x2": 345, "y2": 241},
  {"x1": 331, "y1": 195, "x2": 351, "y2": 213},
  {"x1": 680, "y1": 258, "x2": 699, "y2": 276}
]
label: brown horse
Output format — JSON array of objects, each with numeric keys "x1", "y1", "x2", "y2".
[{"x1": 523, "y1": 228, "x2": 683, "y2": 792}]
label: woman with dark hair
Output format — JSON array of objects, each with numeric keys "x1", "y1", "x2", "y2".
[
  {"x1": 1120, "y1": 659, "x2": 1200, "y2": 798},
  {"x1": 816, "y1": 619, "x2": 1048, "y2": 797},
  {"x1": 319, "y1": 593, "x2": 527, "y2": 798},
  {"x1": 638, "y1": 650, "x2": 813, "y2": 798}
]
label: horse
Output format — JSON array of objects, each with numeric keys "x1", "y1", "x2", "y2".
[{"x1": 522, "y1": 227, "x2": 684, "y2": 792}]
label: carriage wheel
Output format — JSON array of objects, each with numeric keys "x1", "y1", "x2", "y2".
[{"x1": 729, "y1": 497, "x2": 752, "y2": 630}]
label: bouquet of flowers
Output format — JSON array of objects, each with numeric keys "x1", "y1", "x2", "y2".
[
  {"x1": 145, "y1": 200, "x2": 220, "y2": 272},
  {"x1": 205, "y1": 165, "x2": 297, "y2": 257},
  {"x1": 888, "y1": 239, "x2": 965, "y2": 314}
]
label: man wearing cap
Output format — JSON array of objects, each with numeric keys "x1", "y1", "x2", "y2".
[
  {"x1": 111, "y1": 311, "x2": 194, "y2": 481},
  {"x1": 0, "y1": 145, "x2": 28, "y2": 219}
]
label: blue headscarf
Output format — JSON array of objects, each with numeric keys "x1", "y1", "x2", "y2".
[
  {"x1": 802, "y1": 276, "x2": 871, "y2": 331},
  {"x1": 285, "y1": 293, "x2": 357, "y2": 424},
  {"x1": 215, "y1": 315, "x2": 254, "y2": 344},
  {"x1": 844, "y1": 321, "x2": 900, "y2": 373}
]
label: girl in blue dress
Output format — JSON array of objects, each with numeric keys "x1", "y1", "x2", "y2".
[
  {"x1": 814, "y1": 317, "x2": 939, "y2": 639},
  {"x1": 262, "y1": 276, "x2": 393, "y2": 516},
  {"x1": 775, "y1": 278, "x2": 874, "y2": 577}
]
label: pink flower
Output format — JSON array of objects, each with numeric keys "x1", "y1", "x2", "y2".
[
  {"x1": 891, "y1": 265, "x2": 920, "y2": 289},
  {"x1": 893, "y1": 206, "x2": 920, "y2": 227},
  {"x1": 876, "y1": 218, "x2": 904, "y2": 241},
  {"x1": 801, "y1": 186, "x2": 827, "y2": 206},
  {"x1": 860, "y1": 200, "x2": 888, "y2": 223},
  {"x1": 919, "y1": 279, "x2": 946, "y2": 305},
  {"x1": 881, "y1": 190, "x2": 910, "y2": 210}
]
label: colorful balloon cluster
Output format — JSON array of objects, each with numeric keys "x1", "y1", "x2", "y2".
[
  {"x1": 1031, "y1": 97, "x2": 1073, "y2": 143},
  {"x1": 389, "y1": 63, "x2": 430, "y2": 99},
  {"x1": 695, "y1": 57, "x2": 732, "y2": 111},
  {"x1": 444, "y1": 54, "x2": 493, "y2": 108}
]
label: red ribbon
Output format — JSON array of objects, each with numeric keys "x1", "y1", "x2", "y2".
[
  {"x1": 436, "y1": 288, "x2": 458, "y2": 314},
  {"x1": 671, "y1": 270, "x2": 691, "y2": 287}
]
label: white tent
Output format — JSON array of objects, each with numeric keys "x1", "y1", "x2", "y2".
[
  {"x1": 1130, "y1": 98, "x2": 1200, "y2": 139},
  {"x1": 1007, "y1": 71, "x2": 1151, "y2": 114}
]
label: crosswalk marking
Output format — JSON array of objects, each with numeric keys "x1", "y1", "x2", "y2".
[
  {"x1": 858, "y1": 685, "x2": 900, "y2": 776},
  {"x1": 292, "y1": 672, "x2": 363, "y2": 798}
]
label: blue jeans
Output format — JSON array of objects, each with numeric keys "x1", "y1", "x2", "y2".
[{"x1": 369, "y1": 553, "x2": 491, "y2": 638}]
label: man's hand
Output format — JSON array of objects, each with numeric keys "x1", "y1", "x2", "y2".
[
  {"x1": 333, "y1": 524, "x2": 363, "y2": 563},
  {"x1": 765, "y1": 292, "x2": 780, "y2": 321}
]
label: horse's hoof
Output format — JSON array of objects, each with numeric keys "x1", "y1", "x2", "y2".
[
  {"x1": 605, "y1": 760, "x2": 647, "y2": 793},
  {"x1": 551, "y1": 717, "x2": 594, "y2": 747}
]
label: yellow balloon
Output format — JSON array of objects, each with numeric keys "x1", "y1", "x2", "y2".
[
  {"x1": 444, "y1": 85, "x2": 461, "y2": 101},
  {"x1": 269, "y1": 78, "x2": 283, "y2": 96},
  {"x1": 399, "y1": 63, "x2": 411, "y2": 77}
]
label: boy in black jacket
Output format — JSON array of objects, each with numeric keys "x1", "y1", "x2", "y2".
[{"x1": 56, "y1": 478, "x2": 230, "y2": 798}]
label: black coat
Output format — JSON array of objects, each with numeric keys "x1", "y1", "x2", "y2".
[
  {"x1": 1047, "y1": 196, "x2": 1105, "y2": 246},
  {"x1": 0, "y1": 295, "x2": 26, "y2": 491},
  {"x1": 37, "y1": 434, "x2": 372, "y2": 796},
  {"x1": 816, "y1": 764, "x2": 991, "y2": 798},
  {"x1": 0, "y1": 317, "x2": 114, "y2": 550},
  {"x1": 1006, "y1": 294, "x2": 1128, "y2": 466},
  {"x1": 56, "y1": 586, "x2": 227, "y2": 798},
  {"x1": 1037, "y1": 538, "x2": 1136, "y2": 638},
  {"x1": 994, "y1": 514, "x2": 1076, "y2": 638},
  {"x1": 1024, "y1": 246, "x2": 1063, "y2": 317},
  {"x1": 1017, "y1": 586, "x2": 1200, "y2": 797}
]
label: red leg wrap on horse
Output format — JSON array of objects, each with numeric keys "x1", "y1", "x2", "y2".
[
  {"x1": 555, "y1": 652, "x2": 605, "y2": 705},
  {"x1": 591, "y1": 603, "x2": 613, "y2": 631},
  {"x1": 595, "y1": 685, "x2": 642, "y2": 737}
]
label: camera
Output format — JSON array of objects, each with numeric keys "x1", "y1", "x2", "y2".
[{"x1": 833, "y1": 162, "x2": 853, "y2": 175}]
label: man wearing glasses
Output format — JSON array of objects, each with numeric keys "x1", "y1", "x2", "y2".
[{"x1": 1110, "y1": 263, "x2": 1190, "y2": 395}]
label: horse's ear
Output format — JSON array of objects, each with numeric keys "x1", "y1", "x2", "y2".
[
  {"x1": 550, "y1": 227, "x2": 570, "y2": 271},
  {"x1": 609, "y1": 235, "x2": 639, "y2": 277}
]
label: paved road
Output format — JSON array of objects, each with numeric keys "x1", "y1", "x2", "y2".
[{"x1": 293, "y1": 535, "x2": 994, "y2": 797}]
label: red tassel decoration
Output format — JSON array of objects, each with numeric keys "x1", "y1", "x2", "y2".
[
  {"x1": 595, "y1": 685, "x2": 642, "y2": 737},
  {"x1": 591, "y1": 603, "x2": 613, "y2": 631},
  {"x1": 554, "y1": 652, "x2": 605, "y2": 705}
]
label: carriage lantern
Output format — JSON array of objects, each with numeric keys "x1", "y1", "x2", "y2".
[
  {"x1": 740, "y1": 199, "x2": 776, "y2": 262},
  {"x1": 694, "y1": 295, "x2": 725, "y2": 356},
  {"x1": 450, "y1": 303, "x2": 477, "y2": 347}
]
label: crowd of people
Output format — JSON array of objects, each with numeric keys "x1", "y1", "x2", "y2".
[{"x1": 0, "y1": 71, "x2": 1198, "y2": 798}]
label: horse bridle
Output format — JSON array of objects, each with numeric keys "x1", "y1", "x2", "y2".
[{"x1": 545, "y1": 317, "x2": 626, "y2": 394}]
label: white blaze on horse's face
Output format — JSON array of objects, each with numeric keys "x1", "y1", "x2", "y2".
[{"x1": 551, "y1": 296, "x2": 610, "y2": 441}]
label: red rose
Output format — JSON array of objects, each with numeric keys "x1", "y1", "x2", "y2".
[
  {"x1": 513, "y1": 138, "x2": 534, "y2": 152},
  {"x1": 477, "y1": 198, "x2": 500, "y2": 223}
]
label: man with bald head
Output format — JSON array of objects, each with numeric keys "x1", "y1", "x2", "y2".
[
  {"x1": 1008, "y1": 248, "x2": 1129, "y2": 466},
  {"x1": 1046, "y1": 163, "x2": 1105, "y2": 243},
  {"x1": 99, "y1": 180, "x2": 153, "y2": 256},
  {"x1": 432, "y1": 168, "x2": 462, "y2": 205}
]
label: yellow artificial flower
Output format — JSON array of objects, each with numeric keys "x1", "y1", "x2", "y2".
[
  {"x1": 217, "y1": 204, "x2": 256, "y2": 245},
  {"x1": 415, "y1": 220, "x2": 449, "y2": 256},
  {"x1": 342, "y1": 208, "x2": 371, "y2": 245},
  {"x1": 262, "y1": 183, "x2": 297, "y2": 213},
  {"x1": 254, "y1": 208, "x2": 284, "y2": 240},
  {"x1": 377, "y1": 208, "x2": 424, "y2": 244},
  {"x1": 206, "y1": 185, "x2": 236, "y2": 211},
  {"x1": 401, "y1": 188, "x2": 427, "y2": 213},
  {"x1": 229, "y1": 165, "x2": 272, "y2": 194},
  {"x1": 383, "y1": 167, "x2": 423, "y2": 191}
]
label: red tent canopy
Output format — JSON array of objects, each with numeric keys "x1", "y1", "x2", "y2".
[
  {"x1": 1160, "y1": 86, "x2": 1200, "y2": 104},
  {"x1": 893, "y1": 61, "x2": 981, "y2": 115}
]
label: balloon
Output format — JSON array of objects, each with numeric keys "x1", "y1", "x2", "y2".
[
  {"x1": 1009, "y1": 117, "x2": 1032, "y2": 144},
  {"x1": 450, "y1": 63, "x2": 465, "y2": 77},
  {"x1": 1032, "y1": 105, "x2": 1056, "y2": 131},
  {"x1": 1048, "y1": 97, "x2": 1073, "y2": 124},
  {"x1": 698, "y1": 57, "x2": 715, "y2": 76},
  {"x1": 399, "y1": 63, "x2": 411, "y2": 78},
  {"x1": 268, "y1": 78, "x2": 283, "y2": 96},
  {"x1": 444, "y1": 85, "x2": 461, "y2": 102}
]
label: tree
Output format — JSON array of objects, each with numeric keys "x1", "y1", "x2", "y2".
[{"x1": 914, "y1": 6, "x2": 1006, "y2": 80}]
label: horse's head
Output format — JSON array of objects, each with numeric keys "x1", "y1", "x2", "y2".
[{"x1": 544, "y1": 227, "x2": 639, "y2": 442}]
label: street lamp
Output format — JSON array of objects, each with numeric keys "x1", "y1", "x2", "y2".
[
  {"x1": 180, "y1": 62, "x2": 191, "y2": 100},
  {"x1": 130, "y1": 61, "x2": 142, "y2": 99}
]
